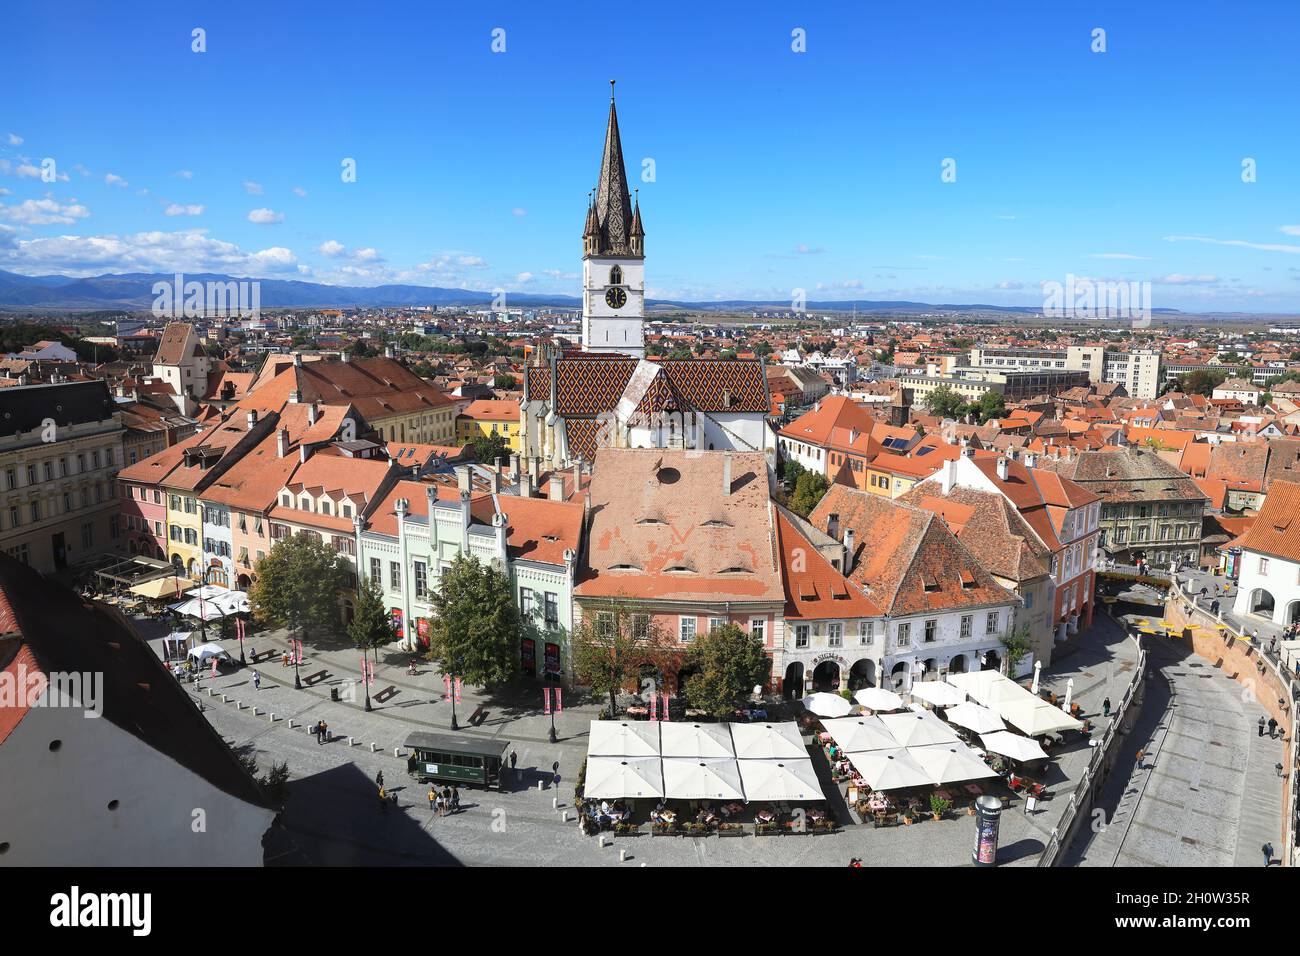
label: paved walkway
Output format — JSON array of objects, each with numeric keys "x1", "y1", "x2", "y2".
[
  {"x1": 1064, "y1": 627, "x2": 1285, "y2": 867},
  {"x1": 148, "y1": 612, "x2": 1140, "y2": 866}
]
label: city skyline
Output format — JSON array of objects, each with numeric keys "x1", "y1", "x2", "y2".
[{"x1": 3, "y1": 1, "x2": 1300, "y2": 312}]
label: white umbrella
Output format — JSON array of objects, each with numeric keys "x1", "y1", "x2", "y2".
[
  {"x1": 847, "y1": 748, "x2": 931, "y2": 791},
  {"x1": 168, "y1": 597, "x2": 228, "y2": 622},
  {"x1": 854, "y1": 686, "x2": 904, "y2": 710},
  {"x1": 186, "y1": 642, "x2": 231, "y2": 662},
  {"x1": 910, "y1": 681, "x2": 965, "y2": 708},
  {"x1": 730, "y1": 722, "x2": 806, "y2": 760},
  {"x1": 980, "y1": 731, "x2": 1049, "y2": 762},
  {"x1": 583, "y1": 756, "x2": 664, "y2": 799},
  {"x1": 587, "y1": 720, "x2": 661, "y2": 757},
  {"x1": 821, "y1": 716, "x2": 898, "y2": 752},
  {"x1": 879, "y1": 710, "x2": 961, "y2": 747},
  {"x1": 802, "y1": 692, "x2": 853, "y2": 718},
  {"x1": 1000, "y1": 699, "x2": 1084, "y2": 736},
  {"x1": 660, "y1": 721, "x2": 736, "y2": 758},
  {"x1": 736, "y1": 758, "x2": 823, "y2": 802},
  {"x1": 908, "y1": 743, "x2": 999, "y2": 786},
  {"x1": 943, "y1": 701, "x2": 1006, "y2": 735},
  {"x1": 662, "y1": 757, "x2": 745, "y2": 800}
]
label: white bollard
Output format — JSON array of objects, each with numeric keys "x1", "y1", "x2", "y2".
[
  {"x1": 552, "y1": 797, "x2": 558, "y2": 809},
  {"x1": 538, "y1": 780, "x2": 544, "y2": 791},
  {"x1": 252, "y1": 707, "x2": 260, "y2": 716},
  {"x1": 288, "y1": 719, "x2": 295, "y2": 728},
  {"x1": 561, "y1": 810, "x2": 568, "y2": 823},
  {"x1": 268, "y1": 712, "x2": 275, "y2": 721},
  {"x1": 598, "y1": 834, "x2": 605, "y2": 848},
  {"x1": 370, "y1": 742, "x2": 377, "y2": 752},
  {"x1": 620, "y1": 848, "x2": 627, "y2": 862},
  {"x1": 394, "y1": 747, "x2": 401, "y2": 757}
]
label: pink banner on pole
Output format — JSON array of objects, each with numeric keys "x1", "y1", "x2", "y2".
[
  {"x1": 542, "y1": 688, "x2": 551, "y2": 715},
  {"x1": 661, "y1": 692, "x2": 670, "y2": 722},
  {"x1": 210, "y1": 658, "x2": 218, "y2": 677},
  {"x1": 555, "y1": 687, "x2": 563, "y2": 714},
  {"x1": 454, "y1": 677, "x2": 462, "y2": 703},
  {"x1": 649, "y1": 693, "x2": 656, "y2": 721},
  {"x1": 444, "y1": 674, "x2": 451, "y2": 700}
]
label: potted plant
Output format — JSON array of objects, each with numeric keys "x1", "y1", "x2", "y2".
[
  {"x1": 929, "y1": 794, "x2": 952, "y2": 821},
  {"x1": 717, "y1": 821, "x2": 744, "y2": 837}
]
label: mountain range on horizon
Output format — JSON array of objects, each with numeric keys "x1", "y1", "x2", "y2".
[{"x1": 0, "y1": 268, "x2": 1241, "y2": 318}]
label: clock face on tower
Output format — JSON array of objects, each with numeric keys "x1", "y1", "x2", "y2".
[{"x1": 604, "y1": 286, "x2": 627, "y2": 309}]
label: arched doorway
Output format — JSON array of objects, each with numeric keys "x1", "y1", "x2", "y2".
[
  {"x1": 923, "y1": 658, "x2": 938, "y2": 680},
  {"x1": 981, "y1": 650, "x2": 1001, "y2": 672},
  {"x1": 186, "y1": 558, "x2": 198, "y2": 579},
  {"x1": 1288, "y1": 601, "x2": 1300, "y2": 626},
  {"x1": 1249, "y1": 588, "x2": 1276, "y2": 619},
  {"x1": 812, "y1": 660, "x2": 840, "y2": 692},
  {"x1": 171, "y1": 553, "x2": 184, "y2": 574},
  {"x1": 848, "y1": 658, "x2": 876, "y2": 689},
  {"x1": 889, "y1": 662, "x2": 909, "y2": 691},
  {"x1": 783, "y1": 662, "x2": 804, "y2": 699},
  {"x1": 676, "y1": 664, "x2": 700, "y2": 698},
  {"x1": 236, "y1": 573, "x2": 252, "y2": 591},
  {"x1": 948, "y1": 654, "x2": 967, "y2": 673},
  {"x1": 341, "y1": 599, "x2": 354, "y2": 626}
]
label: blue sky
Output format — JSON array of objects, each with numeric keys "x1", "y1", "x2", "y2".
[{"x1": 2, "y1": 0, "x2": 1299, "y2": 312}]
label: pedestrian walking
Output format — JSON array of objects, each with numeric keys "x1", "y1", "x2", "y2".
[
  {"x1": 379, "y1": 786, "x2": 388, "y2": 813},
  {"x1": 1211, "y1": 599, "x2": 1220, "y2": 614},
  {"x1": 252, "y1": 670, "x2": 261, "y2": 691},
  {"x1": 1102, "y1": 697, "x2": 1112, "y2": 718},
  {"x1": 427, "y1": 787, "x2": 436, "y2": 811},
  {"x1": 451, "y1": 786, "x2": 460, "y2": 813},
  {"x1": 510, "y1": 750, "x2": 517, "y2": 771},
  {"x1": 1135, "y1": 748, "x2": 1145, "y2": 770},
  {"x1": 1268, "y1": 717, "x2": 1278, "y2": 739},
  {"x1": 376, "y1": 770, "x2": 384, "y2": 788},
  {"x1": 1263, "y1": 842, "x2": 1274, "y2": 866},
  {"x1": 1259, "y1": 716, "x2": 1267, "y2": 737}
]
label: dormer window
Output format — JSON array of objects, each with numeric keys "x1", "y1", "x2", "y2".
[{"x1": 701, "y1": 519, "x2": 732, "y2": 528}]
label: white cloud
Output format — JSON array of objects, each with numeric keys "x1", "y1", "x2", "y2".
[
  {"x1": 15, "y1": 164, "x2": 42, "y2": 179},
  {"x1": 1089, "y1": 252, "x2": 1149, "y2": 260},
  {"x1": 1164, "y1": 234, "x2": 1300, "y2": 255},
  {"x1": 319, "y1": 240, "x2": 346, "y2": 258},
  {"x1": 164, "y1": 203, "x2": 204, "y2": 216},
  {"x1": 0, "y1": 198, "x2": 91, "y2": 225},
  {"x1": 73, "y1": 164, "x2": 91, "y2": 177},
  {"x1": 1280, "y1": 226, "x2": 1300, "y2": 237},
  {"x1": 0, "y1": 187, "x2": 8, "y2": 196},
  {"x1": 353, "y1": 247, "x2": 380, "y2": 262},
  {"x1": 6, "y1": 133, "x2": 22, "y2": 146},
  {"x1": 242, "y1": 181, "x2": 263, "y2": 195},
  {"x1": 104, "y1": 173, "x2": 128, "y2": 187},
  {"x1": 1158, "y1": 274, "x2": 1219, "y2": 285},
  {"x1": 516, "y1": 271, "x2": 535, "y2": 283},
  {"x1": 173, "y1": 170, "x2": 194, "y2": 180},
  {"x1": 0, "y1": 228, "x2": 300, "y2": 276},
  {"x1": 293, "y1": 186, "x2": 308, "y2": 198},
  {"x1": 247, "y1": 207, "x2": 284, "y2": 225}
]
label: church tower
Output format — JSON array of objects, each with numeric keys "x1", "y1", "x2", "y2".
[{"x1": 581, "y1": 81, "x2": 645, "y2": 357}]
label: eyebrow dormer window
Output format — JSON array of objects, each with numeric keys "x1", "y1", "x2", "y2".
[{"x1": 609, "y1": 265, "x2": 623, "y2": 285}]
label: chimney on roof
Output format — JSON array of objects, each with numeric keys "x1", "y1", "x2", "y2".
[
  {"x1": 827, "y1": 512, "x2": 840, "y2": 540},
  {"x1": 722, "y1": 451, "x2": 733, "y2": 496},
  {"x1": 246, "y1": 409, "x2": 258, "y2": 431},
  {"x1": 510, "y1": 453, "x2": 521, "y2": 478},
  {"x1": 299, "y1": 444, "x2": 311, "y2": 464},
  {"x1": 340, "y1": 349, "x2": 350, "y2": 363},
  {"x1": 844, "y1": 528, "x2": 856, "y2": 574},
  {"x1": 996, "y1": 456, "x2": 1009, "y2": 481},
  {"x1": 289, "y1": 389, "x2": 300, "y2": 404},
  {"x1": 292, "y1": 353, "x2": 302, "y2": 367},
  {"x1": 385, "y1": 345, "x2": 396, "y2": 359},
  {"x1": 493, "y1": 510, "x2": 509, "y2": 556},
  {"x1": 1025, "y1": 451, "x2": 1038, "y2": 468},
  {"x1": 573, "y1": 461, "x2": 581, "y2": 497},
  {"x1": 455, "y1": 464, "x2": 472, "y2": 495},
  {"x1": 276, "y1": 428, "x2": 289, "y2": 458},
  {"x1": 521, "y1": 471, "x2": 535, "y2": 498},
  {"x1": 307, "y1": 403, "x2": 319, "y2": 426},
  {"x1": 941, "y1": 457, "x2": 958, "y2": 495},
  {"x1": 489, "y1": 465, "x2": 501, "y2": 495},
  {"x1": 550, "y1": 473, "x2": 567, "y2": 502}
]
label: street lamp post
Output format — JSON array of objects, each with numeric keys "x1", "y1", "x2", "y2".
[
  {"x1": 363, "y1": 646, "x2": 373, "y2": 712},
  {"x1": 293, "y1": 629, "x2": 303, "y2": 690},
  {"x1": 449, "y1": 676, "x2": 459, "y2": 730}
]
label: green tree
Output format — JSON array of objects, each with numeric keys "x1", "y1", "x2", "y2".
[
  {"x1": 973, "y1": 390, "x2": 1007, "y2": 423},
  {"x1": 998, "y1": 626, "x2": 1033, "y2": 675},
  {"x1": 250, "y1": 533, "x2": 351, "y2": 645},
  {"x1": 348, "y1": 577, "x2": 397, "y2": 711},
  {"x1": 467, "y1": 432, "x2": 510, "y2": 467},
  {"x1": 425, "y1": 554, "x2": 519, "y2": 695},
  {"x1": 682, "y1": 623, "x2": 770, "y2": 717},
  {"x1": 493, "y1": 373, "x2": 518, "y2": 389},
  {"x1": 1177, "y1": 369, "x2": 1228, "y2": 396},
  {"x1": 789, "y1": 471, "x2": 829, "y2": 517},
  {"x1": 571, "y1": 601, "x2": 674, "y2": 718},
  {"x1": 923, "y1": 385, "x2": 968, "y2": 419}
]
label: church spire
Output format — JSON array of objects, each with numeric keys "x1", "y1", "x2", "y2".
[{"x1": 592, "y1": 80, "x2": 636, "y2": 257}]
